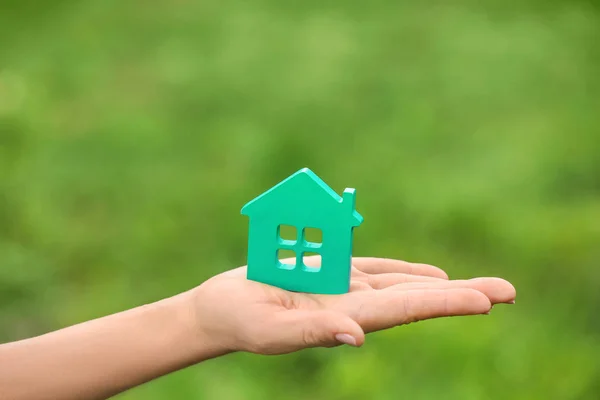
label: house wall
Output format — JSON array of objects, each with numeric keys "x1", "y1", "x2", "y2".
[
  {"x1": 246, "y1": 215, "x2": 356, "y2": 294},
  {"x1": 318, "y1": 226, "x2": 354, "y2": 294},
  {"x1": 246, "y1": 218, "x2": 279, "y2": 280}
]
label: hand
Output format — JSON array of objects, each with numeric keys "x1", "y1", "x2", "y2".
[
  {"x1": 0, "y1": 257, "x2": 516, "y2": 400},
  {"x1": 190, "y1": 257, "x2": 516, "y2": 355}
]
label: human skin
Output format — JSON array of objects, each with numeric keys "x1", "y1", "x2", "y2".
[{"x1": 0, "y1": 257, "x2": 516, "y2": 400}]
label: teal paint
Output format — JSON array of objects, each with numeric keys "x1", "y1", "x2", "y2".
[{"x1": 241, "y1": 168, "x2": 363, "y2": 294}]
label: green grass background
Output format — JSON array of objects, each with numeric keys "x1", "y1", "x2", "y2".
[{"x1": 1, "y1": 0, "x2": 599, "y2": 399}]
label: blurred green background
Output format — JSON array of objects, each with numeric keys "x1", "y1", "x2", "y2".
[{"x1": 1, "y1": 0, "x2": 599, "y2": 399}]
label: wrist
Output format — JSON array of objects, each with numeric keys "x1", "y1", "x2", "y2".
[{"x1": 176, "y1": 288, "x2": 234, "y2": 362}]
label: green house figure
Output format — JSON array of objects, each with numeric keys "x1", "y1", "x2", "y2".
[{"x1": 241, "y1": 168, "x2": 363, "y2": 295}]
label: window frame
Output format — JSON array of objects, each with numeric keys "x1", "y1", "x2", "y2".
[{"x1": 276, "y1": 224, "x2": 322, "y2": 272}]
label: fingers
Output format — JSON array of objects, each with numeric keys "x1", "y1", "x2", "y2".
[
  {"x1": 327, "y1": 288, "x2": 491, "y2": 333},
  {"x1": 384, "y1": 277, "x2": 516, "y2": 304},
  {"x1": 282, "y1": 310, "x2": 365, "y2": 350},
  {"x1": 276, "y1": 256, "x2": 448, "y2": 279},
  {"x1": 359, "y1": 272, "x2": 443, "y2": 290},
  {"x1": 352, "y1": 257, "x2": 449, "y2": 279},
  {"x1": 349, "y1": 280, "x2": 372, "y2": 291}
]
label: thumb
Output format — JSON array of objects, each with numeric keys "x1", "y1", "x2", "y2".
[{"x1": 285, "y1": 309, "x2": 366, "y2": 349}]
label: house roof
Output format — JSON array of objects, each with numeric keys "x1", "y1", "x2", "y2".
[{"x1": 241, "y1": 167, "x2": 363, "y2": 224}]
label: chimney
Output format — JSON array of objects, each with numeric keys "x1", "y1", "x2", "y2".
[{"x1": 342, "y1": 188, "x2": 356, "y2": 213}]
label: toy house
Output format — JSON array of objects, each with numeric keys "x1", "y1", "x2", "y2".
[{"x1": 241, "y1": 168, "x2": 363, "y2": 294}]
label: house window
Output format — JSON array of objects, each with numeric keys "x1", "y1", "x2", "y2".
[
  {"x1": 278, "y1": 225, "x2": 297, "y2": 243},
  {"x1": 277, "y1": 225, "x2": 322, "y2": 272},
  {"x1": 302, "y1": 251, "x2": 321, "y2": 273},
  {"x1": 303, "y1": 227, "x2": 322, "y2": 246},
  {"x1": 277, "y1": 249, "x2": 296, "y2": 270}
]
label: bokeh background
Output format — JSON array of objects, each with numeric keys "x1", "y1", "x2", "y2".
[{"x1": 1, "y1": 0, "x2": 599, "y2": 399}]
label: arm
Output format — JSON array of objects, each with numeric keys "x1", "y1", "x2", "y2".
[
  {"x1": 0, "y1": 291, "x2": 216, "y2": 400},
  {"x1": 0, "y1": 257, "x2": 516, "y2": 400}
]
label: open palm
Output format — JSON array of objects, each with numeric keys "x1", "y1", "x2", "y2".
[{"x1": 192, "y1": 257, "x2": 515, "y2": 355}]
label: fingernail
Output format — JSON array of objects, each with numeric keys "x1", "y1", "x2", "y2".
[
  {"x1": 335, "y1": 333, "x2": 357, "y2": 346},
  {"x1": 508, "y1": 300, "x2": 515, "y2": 304}
]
